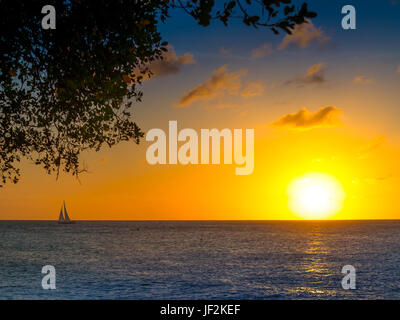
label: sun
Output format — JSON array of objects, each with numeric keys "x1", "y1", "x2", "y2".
[{"x1": 287, "y1": 172, "x2": 346, "y2": 220}]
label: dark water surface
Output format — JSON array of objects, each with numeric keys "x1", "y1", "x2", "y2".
[{"x1": 1, "y1": 220, "x2": 400, "y2": 299}]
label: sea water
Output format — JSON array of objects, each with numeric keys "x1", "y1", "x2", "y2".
[{"x1": 1, "y1": 220, "x2": 400, "y2": 299}]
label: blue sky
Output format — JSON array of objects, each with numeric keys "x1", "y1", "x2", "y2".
[
  {"x1": 133, "y1": 0, "x2": 400, "y2": 137},
  {"x1": 160, "y1": 0, "x2": 400, "y2": 57}
]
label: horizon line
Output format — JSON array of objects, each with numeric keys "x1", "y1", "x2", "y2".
[{"x1": 1, "y1": 219, "x2": 400, "y2": 222}]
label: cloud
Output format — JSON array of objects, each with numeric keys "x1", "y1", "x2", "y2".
[
  {"x1": 128, "y1": 45, "x2": 195, "y2": 83},
  {"x1": 285, "y1": 62, "x2": 326, "y2": 86},
  {"x1": 279, "y1": 21, "x2": 329, "y2": 50},
  {"x1": 353, "y1": 75, "x2": 374, "y2": 84},
  {"x1": 148, "y1": 46, "x2": 195, "y2": 77},
  {"x1": 353, "y1": 175, "x2": 392, "y2": 185},
  {"x1": 358, "y1": 135, "x2": 387, "y2": 159},
  {"x1": 178, "y1": 65, "x2": 244, "y2": 107},
  {"x1": 213, "y1": 103, "x2": 237, "y2": 109},
  {"x1": 241, "y1": 81, "x2": 264, "y2": 97},
  {"x1": 177, "y1": 65, "x2": 263, "y2": 107},
  {"x1": 251, "y1": 43, "x2": 273, "y2": 58},
  {"x1": 219, "y1": 47, "x2": 231, "y2": 55},
  {"x1": 270, "y1": 106, "x2": 343, "y2": 130}
]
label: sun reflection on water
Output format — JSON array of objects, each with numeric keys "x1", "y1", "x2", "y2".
[{"x1": 288, "y1": 225, "x2": 335, "y2": 298}]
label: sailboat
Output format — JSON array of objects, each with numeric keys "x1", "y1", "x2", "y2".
[{"x1": 58, "y1": 201, "x2": 75, "y2": 224}]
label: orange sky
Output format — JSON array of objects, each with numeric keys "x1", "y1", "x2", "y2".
[
  {"x1": 1, "y1": 119, "x2": 400, "y2": 220},
  {"x1": 1, "y1": 2, "x2": 400, "y2": 220}
]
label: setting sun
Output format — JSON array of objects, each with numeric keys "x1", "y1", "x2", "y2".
[{"x1": 287, "y1": 172, "x2": 346, "y2": 220}]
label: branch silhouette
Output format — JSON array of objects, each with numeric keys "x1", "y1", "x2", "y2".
[{"x1": 0, "y1": 0, "x2": 316, "y2": 186}]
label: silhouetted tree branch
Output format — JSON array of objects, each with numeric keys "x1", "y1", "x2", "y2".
[{"x1": 0, "y1": 0, "x2": 316, "y2": 186}]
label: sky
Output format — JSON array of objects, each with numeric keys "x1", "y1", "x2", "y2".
[{"x1": 1, "y1": 0, "x2": 400, "y2": 220}]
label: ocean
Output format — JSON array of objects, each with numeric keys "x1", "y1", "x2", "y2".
[{"x1": 1, "y1": 220, "x2": 400, "y2": 299}]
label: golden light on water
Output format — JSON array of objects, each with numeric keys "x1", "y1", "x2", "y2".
[{"x1": 287, "y1": 172, "x2": 346, "y2": 220}]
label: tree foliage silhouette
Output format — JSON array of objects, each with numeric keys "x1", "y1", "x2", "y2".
[{"x1": 0, "y1": 0, "x2": 316, "y2": 186}]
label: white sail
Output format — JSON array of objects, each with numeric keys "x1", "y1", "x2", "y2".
[
  {"x1": 63, "y1": 201, "x2": 70, "y2": 222},
  {"x1": 59, "y1": 207, "x2": 64, "y2": 221}
]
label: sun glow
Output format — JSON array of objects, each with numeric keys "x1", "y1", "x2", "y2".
[{"x1": 287, "y1": 172, "x2": 346, "y2": 220}]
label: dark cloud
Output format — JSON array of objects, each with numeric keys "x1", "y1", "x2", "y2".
[
  {"x1": 279, "y1": 21, "x2": 329, "y2": 50},
  {"x1": 285, "y1": 62, "x2": 326, "y2": 86},
  {"x1": 251, "y1": 43, "x2": 273, "y2": 58},
  {"x1": 177, "y1": 65, "x2": 263, "y2": 107},
  {"x1": 271, "y1": 106, "x2": 343, "y2": 130},
  {"x1": 132, "y1": 45, "x2": 196, "y2": 81}
]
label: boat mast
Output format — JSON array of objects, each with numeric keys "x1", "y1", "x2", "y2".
[
  {"x1": 63, "y1": 201, "x2": 70, "y2": 222},
  {"x1": 59, "y1": 206, "x2": 64, "y2": 221}
]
